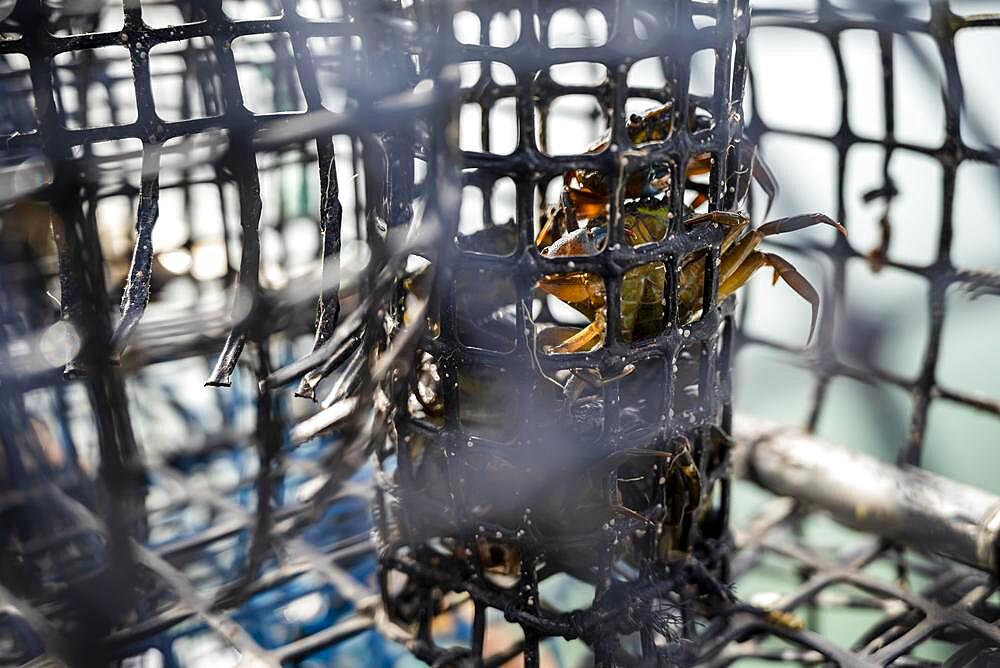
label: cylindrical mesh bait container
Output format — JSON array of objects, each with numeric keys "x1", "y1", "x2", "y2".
[{"x1": 368, "y1": 2, "x2": 753, "y2": 664}]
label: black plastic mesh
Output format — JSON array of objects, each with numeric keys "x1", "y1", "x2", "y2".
[
  {"x1": 0, "y1": 0, "x2": 998, "y2": 667},
  {"x1": 742, "y1": 0, "x2": 1000, "y2": 457},
  {"x1": 0, "y1": 1, "x2": 443, "y2": 665},
  {"x1": 717, "y1": 1, "x2": 1000, "y2": 665},
  {"x1": 366, "y1": 2, "x2": 750, "y2": 665}
]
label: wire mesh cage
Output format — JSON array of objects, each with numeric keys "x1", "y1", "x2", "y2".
[
  {"x1": 367, "y1": 1, "x2": 754, "y2": 664},
  {"x1": 717, "y1": 1, "x2": 1000, "y2": 664},
  {"x1": 0, "y1": 0, "x2": 998, "y2": 667}
]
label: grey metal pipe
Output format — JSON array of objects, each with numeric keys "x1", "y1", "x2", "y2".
[{"x1": 733, "y1": 415, "x2": 1000, "y2": 575}]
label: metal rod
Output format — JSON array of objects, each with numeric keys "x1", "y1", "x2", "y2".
[{"x1": 734, "y1": 414, "x2": 1000, "y2": 575}]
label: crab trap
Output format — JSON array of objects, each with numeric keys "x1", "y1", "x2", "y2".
[{"x1": 1, "y1": 0, "x2": 999, "y2": 666}]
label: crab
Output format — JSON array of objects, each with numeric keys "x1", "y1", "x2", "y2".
[
  {"x1": 537, "y1": 101, "x2": 778, "y2": 249},
  {"x1": 536, "y1": 198, "x2": 845, "y2": 353}
]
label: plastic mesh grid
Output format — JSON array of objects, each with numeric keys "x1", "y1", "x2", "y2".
[
  {"x1": 0, "y1": 1, "x2": 438, "y2": 665},
  {"x1": 741, "y1": 0, "x2": 1000, "y2": 457},
  {"x1": 0, "y1": 0, "x2": 998, "y2": 667},
  {"x1": 715, "y1": 0, "x2": 1000, "y2": 664},
  {"x1": 368, "y1": 2, "x2": 751, "y2": 665}
]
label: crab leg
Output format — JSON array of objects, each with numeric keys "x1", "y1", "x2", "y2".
[
  {"x1": 751, "y1": 148, "x2": 779, "y2": 219},
  {"x1": 686, "y1": 153, "x2": 715, "y2": 209},
  {"x1": 762, "y1": 253, "x2": 820, "y2": 342},
  {"x1": 687, "y1": 152, "x2": 713, "y2": 177},
  {"x1": 726, "y1": 142, "x2": 779, "y2": 217},
  {"x1": 685, "y1": 210, "x2": 750, "y2": 259},
  {"x1": 689, "y1": 191, "x2": 709, "y2": 210},
  {"x1": 718, "y1": 213, "x2": 845, "y2": 287},
  {"x1": 718, "y1": 250, "x2": 820, "y2": 342},
  {"x1": 548, "y1": 312, "x2": 606, "y2": 353},
  {"x1": 537, "y1": 272, "x2": 605, "y2": 318},
  {"x1": 535, "y1": 205, "x2": 568, "y2": 251},
  {"x1": 684, "y1": 209, "x2": 749, "y2": 234},
  {"x1": 756, "y1": 212, "x2": 846, "y2": 238},
  {"x1": 537, "y1": 326, "x2": 585, "y2": 351},
  {"x1": 677, "y1": 211, "x2": 749, "y2": 312},
  {"x1": 667, "y1": 443, "x2": 702, "y2": 520},
  {"x1": 593, "y1": 446, "x2": 677, "y2": 476}
]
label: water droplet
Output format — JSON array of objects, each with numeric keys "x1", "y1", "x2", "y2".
[{"x1": 40, "y1": 321, "x2": 80, "y2": 367}]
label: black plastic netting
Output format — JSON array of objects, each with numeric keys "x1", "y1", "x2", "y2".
[
  {"x1": 0, "y1": 0, "x2": 998, "y2": 667},
  {"x1": 719, "y1": 1, "x2": 1000, "y2": 665}
]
